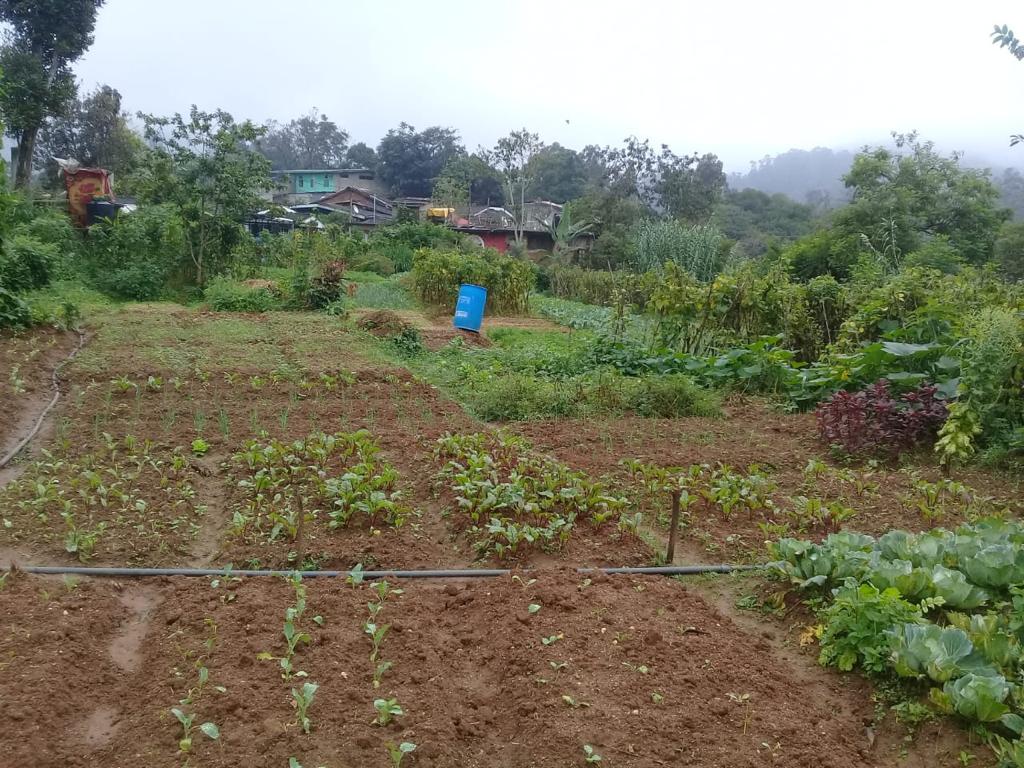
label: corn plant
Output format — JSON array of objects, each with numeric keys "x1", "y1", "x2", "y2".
[{"x1": 291, "y1": 681, "x2": 318, "y2": 734}]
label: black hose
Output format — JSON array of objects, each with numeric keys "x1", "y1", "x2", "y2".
[{"x1": 17, "y1": 564, "x2": 763, "y2": 579}]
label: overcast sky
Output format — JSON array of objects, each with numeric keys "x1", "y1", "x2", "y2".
[{"x1": 73, "y1": 0, "x2": 1024, "y2": 172}]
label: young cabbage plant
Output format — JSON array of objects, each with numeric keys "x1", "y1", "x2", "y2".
[{"x1": 170, "y1": 707, "x2": 219, "y2": 753}]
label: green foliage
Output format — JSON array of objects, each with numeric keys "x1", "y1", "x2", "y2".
[
  {"x1": 632, "y1": 220, "x2": 724, "y2": 279},
  {"x1": 818, "y1": 582, "x2": 922, "y2": 674},
  {"x1": 137, "y1": 106, "x2": 272, "y2": 286},
  {"x1": 434, "y1": 431, "x2": 637, "y2": 558},
  {"x1": 835, "y1": 133, "x2": 1009, "y2": 267},
  {"x1": 411, "y1": 247, "x2": 535, "y2": 314},
  {"x1": 376, "y1": 122, "x2": 465, "y2": 197},
  {"x1": 995, "y1": 221, "x2": 1024, "y2": 282},
  {"x1": 203, "y1": 277, "x2": 283, "y2": 312},
  {"x1": 0, "y1": 232, "x2": 58, "y2": 292},
  {"x1": 84, "y1": 204, "x2": 186, "y2": 299}
]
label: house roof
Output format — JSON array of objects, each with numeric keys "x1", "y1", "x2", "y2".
[
  {"x1": 272, "y1": 168, "x2": 375, "y2": 175},
  {"x1": 318, "y1": 186, "x2": 393, "y2": 210}
]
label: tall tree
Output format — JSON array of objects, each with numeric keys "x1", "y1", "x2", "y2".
[
  {"x1": 481, "y1": 129, "x2": 544, "y2": 244},
  {"x1": 256, "y1": 109, "x2": 348, "y2": 169},
  {"x1": 527, "y1": 143, "x2": 585, "y2": 203},
  {"x1": 136, "y1": 106, "x2": 272, "y2": 286},
  {"x1": 432, "y1": 154, "x2": 503, "y2": 207},
  {"x1": 0, "y1": 0, "x2": 104, "y2": 188},
  {"x1": 37, "y1": 84, "x2": 142, "y2": 185},
  {"x1": 345, "y1": 141, "x2": 377, "y2": 170},
  {"x1": 376, "y1": 122, "x2": 465, "y2": 197},
  {"x1": 655, "y1": 148, "x2": 726, "y2": 222},
  {"x1": 835, "y1": 132, "x2": 1009, "y2": 267}
]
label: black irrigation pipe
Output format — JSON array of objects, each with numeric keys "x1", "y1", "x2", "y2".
[
  {"x1": 0, "y1": 329, "x2": 87, "y2": 470},
  {"x1": 16, "y1": 564, "x2": 765, "y2": 579}
]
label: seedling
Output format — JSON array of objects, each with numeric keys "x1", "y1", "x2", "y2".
[
  {"x1": 364, "y1": 622, "x2": 390, "y2": 662},
  {"x1": 550, "y1": 661, "x2": 568, "y2": 672},
  {"x1": 386, "y1": 741, "x2": 417, "y2": 767},
  {"x1": 170, "y1": 707, "x2": 219, "y2": 752},
  {"x1": 583, "y1": 744, "x2": 602, "y2": 763},
  {"x1": 651, "y1": 691, "x2": 664, "y2": 704},
  {"x1": 528, "y1": 603, "x2": 541, "y2": 614},
  {"x1": 373, "y1": 697, "x2": 404, "y2": 726},
  {"x1": 346, "y1": 562, "x2": 366, "y2": 586},
  {"x1": 727, "y1": 692, "x2": 752, "y2": 734},
  {"x1": 292, "y1": 681, "x2": 318, "y2": 734},
  {"x1": 541, "y1": 633, "x2": 563, "y2": 646},
  {"x1": 191, "y1": 438, "x2": 210, "y2": 457},
  {"x1": 561, "y1": 695, "x2": 590, "y2": 709}
]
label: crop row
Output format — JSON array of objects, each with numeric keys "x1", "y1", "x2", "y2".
[{"x1": 771, "y1": 518, "x2": 1024, "y2": 765}]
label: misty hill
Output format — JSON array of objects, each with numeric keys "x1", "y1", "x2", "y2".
[{"x1": 728, "y1": 147, "x2": 855, "y2": 209}]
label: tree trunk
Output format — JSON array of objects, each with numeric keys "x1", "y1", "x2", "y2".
[{"x1": 15, "y1": 127, "x2": 38, "y2": 189}]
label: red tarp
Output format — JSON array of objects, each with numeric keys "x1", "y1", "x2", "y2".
[{"x1": 63, "y1": 168, "x2": 113, "y2": 227}]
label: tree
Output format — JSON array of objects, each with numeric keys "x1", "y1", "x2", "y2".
[
  {"x1": 0, "y1": 0, "x2": 104, "y2": 188},
  {"x1": 713, "y1": 188, "x2": 817, "y2": 258},
  {"x1": 37, "y1": 84, "x2": 142, "y2": 185},
  {"x1": 432, "y1": 154, "x2": 503, "y2": 208},
  {"x1": 566, "y1": 188, "x2": 649, "y2": 270},
  {"x1": 345, "y1": 141, "x2": 377, "y2": 171},
  {"x1": 835, "y1": 133, "x2": 1009, "y2": 266},
  {"x1": 527, "y1": 143, "x2": 585, "y2": 203},
  {"x1": 376, "y1": 122, "x2": 465, "y2": 197},
  {"x1": 995, "y1": 167, "x2": 1024, "y2": 219},
  {"x1": 136, "y1": 106, "x2": 272, "y2": 286},
  {"x1": 994, "y1": 221, "x2": 1024, "y2": 281},
  {"x1": 481, "y1": 129, "x2": 544, "y2": 245},
  {"x1": 655, "y1": 149, "x2": 726, "y2": 222},
  {"x1": 256, "y1": 109, "x2": 348, "y2": 169}
]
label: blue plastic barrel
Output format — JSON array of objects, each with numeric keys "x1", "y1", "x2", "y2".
[{"x1": 453, "y1": 283, "x2": 487, "y2": 332}]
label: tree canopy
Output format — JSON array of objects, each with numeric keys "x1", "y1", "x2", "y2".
[
  {"x1": 257, "y1": 109, "x2": 349, "y2": 169},
  {"x1": 0, "y1": 0, "x2": 105, "y2": 187},
  {"x1": 834, "y1": 133, "x2": 1009, "y2": 266},
  {"x1": 376, "y1": 123, "x2": 465, "y2": 197},
  {"x1": 37, "y1": 84, "x2": 141, "y2": 184}
]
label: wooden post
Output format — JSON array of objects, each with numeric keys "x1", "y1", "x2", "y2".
[{"x1": 666, "y1": 489, "x2": 681, "y2": 564}]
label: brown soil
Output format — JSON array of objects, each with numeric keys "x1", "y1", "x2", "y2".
[
  {"x1": 0, "y1": 307, "x2": 1009, "y2": 767},
  {"x1": 513, "y1": 397, "x2": 1024, "y2": 563},
  {"x1": 0, "y1": 327, "x2": 79, "y2": 466},
  {"x1": 0, "y1": 568, "x2": 974, "y2": 768}
]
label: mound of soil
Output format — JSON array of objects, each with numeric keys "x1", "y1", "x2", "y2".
[{"x1": 357, "y1": 310, "x2": 414, "y2": 337}]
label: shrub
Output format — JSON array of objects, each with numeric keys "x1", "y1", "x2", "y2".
[
  {"x1": 0, "y1": 286, "x2": 31, "y2": 328},
  {"x1": 626, "y1": 373, "x2": 720, "y2": 418},
  {"x1": 816, "y1": 379, "x2": 948, "y2": 457},
  {"x1": 307, "y1": 260, "x2": 346, "y2": 308},
  {"x1": 83, "y1": 205, "x2": 185, "y2": 299},
  {"x1": 0, "y1": 234, "x2": 59, "y2": 292},
  {"x1": 203, "y1": 277, "x2": 283, "y2": 312},
  {"x1": 411, "y1": 247, "x2": 534, "y2": 314}
]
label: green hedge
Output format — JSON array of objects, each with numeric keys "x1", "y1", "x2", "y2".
[{"x1": 411, "y1": 247, "x2": 534, "y2": 314}]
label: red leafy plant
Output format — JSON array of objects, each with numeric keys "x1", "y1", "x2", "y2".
[{"x1": 815, "y1": 380, "x2": 948, "y2": 457}]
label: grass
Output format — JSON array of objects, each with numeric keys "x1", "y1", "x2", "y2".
[
  {"x1": 371, "y1": 324, "x2": 719, "y2": 422},
  {"x1": 351, "y1": 279, "x2": 418, "y2": 310}
]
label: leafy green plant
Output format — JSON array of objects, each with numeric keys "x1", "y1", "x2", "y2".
[
  {"x1": 291, "y1": 681, "x2": 318, "y2": 734},
  {"x1": 818, "y1": 582, "x2": 922, "y2": 674},
  {"x1": 170, "y1": 707, "x2": 219, "y2": 753},
  {"x1": 373, "y1": 697, "x2": 404, "y2": 726},
  {"x1": 386, "y1": 741, "x2": 417, "y2": 767},
  {"x1": 582, "y1": 744, "x2": 603, "y2": 763}
]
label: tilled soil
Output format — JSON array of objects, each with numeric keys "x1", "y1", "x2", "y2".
[
  {"x1": 0, "y1": 327, "x2": 79, "y2": 465},
  {"x1": 514, "y1": 399, "x2": 1024, "y2": 562},
  {"x1": 0, "y1": 569, "x2": 959, "y2": 768}
]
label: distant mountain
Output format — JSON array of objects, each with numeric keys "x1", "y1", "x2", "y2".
[{"x1": 728, "y1": 147, "x2": 855, "y2": 210}]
